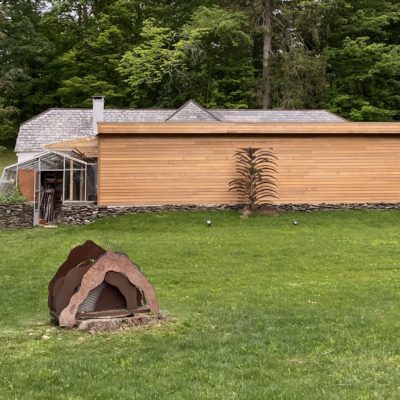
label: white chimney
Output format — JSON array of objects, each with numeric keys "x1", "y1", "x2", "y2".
[{"x1": 92, "y1": 96, "x2": 105, "y2": 134}]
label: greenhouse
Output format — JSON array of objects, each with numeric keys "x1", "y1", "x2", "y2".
[{"x1": 0, "y1": 151, "x2": 97, "y2": 225}]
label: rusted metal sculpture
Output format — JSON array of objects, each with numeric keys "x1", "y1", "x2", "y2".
[{"x1": 49, "y1": 240, "x2": 160, "y2": 328}]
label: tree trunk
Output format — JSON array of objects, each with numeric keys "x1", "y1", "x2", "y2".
[
  {"x1": 261, "y1": 0, "x2": 273, "y2": 109},
  {"x1": 82, "y1": 4, "x2": 89, "y2": 29}
]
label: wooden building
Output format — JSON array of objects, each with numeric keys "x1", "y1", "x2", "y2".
[
  {"x1": 2, "y1": 98, "x2": 400, "y2": 225},
  {"x1": 97, "y1": 121, "x2": 400, "y2": 206}
]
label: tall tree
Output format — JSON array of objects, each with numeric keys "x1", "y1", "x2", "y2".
[
  {"x1": 118, "y1": 6, "x2": 255, "y2": 108},
  {"x1": 270, "y1": 0, "x2": 327, "y2": 109},
  {"x1": 0, "y1": 0, "x2": 53, "y2": 145},
  {"x1": 224, "y1": 0, "x2": 327, "y2": 109},
  {"x1": 46, "y1": 0, "x2": 142, "y2": 107},
  {"x1": 321, "y1": 0, "x2": 400, "y2": 120},
  {"x1": 1, "y1": 0, "x2": 399, "y2": 147},
  {"x1": 261, "y1": 0, "x2": 273, "y2": 109}
]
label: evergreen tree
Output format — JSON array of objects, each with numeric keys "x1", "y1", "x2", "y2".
[
  {"x1": 0, "y1": 0, "x2": 54, "y2": 145},
  {"x1": 47, "y1": 0, "x2": 142, "y2": 107},
  {"x1": 118, "y1": 6, "x2": 255, "y2": 108},
  {"x1": 322, "y1": 0, "x2": 400, "y2": 120},
  {"x1": 0, "y1": 0, "x2": 399, "y2": 146}
]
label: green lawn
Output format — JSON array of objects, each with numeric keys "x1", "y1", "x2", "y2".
[
  {"x1": 1, "y1": 211, "x2": 400, "y2": 399},
  {"x1": 0, "y1": 148, "x2": 16, "y2": 176}
]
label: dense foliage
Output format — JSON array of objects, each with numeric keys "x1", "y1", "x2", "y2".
[
  {"x1": 0, "y1": 0, "x2": 399, "y2": 145},
  {"x1": 0, "y1": 187, "x2": 26, "y2": 205}
]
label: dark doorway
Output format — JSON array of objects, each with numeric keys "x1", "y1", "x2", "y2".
[{"x1": 39, "y1": 171, "x2": 63, "y2": 224}]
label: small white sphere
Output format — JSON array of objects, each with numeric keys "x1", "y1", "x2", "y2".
[
  {"x1": 293, "y1": 220, "x2": 298, "y2": 225},
  {"x1": 207, "y1": 220, "x2": 212, "y2": 226}
]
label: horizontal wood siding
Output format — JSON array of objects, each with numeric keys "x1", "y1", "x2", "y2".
[
  {"x1": 98, "y1": 135, "x2": 400, "y2": 206},
  {"x1": 98, "y1": 122, "x2": 400, "y2": 135}
]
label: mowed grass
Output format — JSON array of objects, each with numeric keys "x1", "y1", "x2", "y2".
[
  {"x1": 0, "y1": 148, "x2": 16, "y2": 175},
  {"x1": 1, "y1": 211, "x2": 400, "y2": 399}
]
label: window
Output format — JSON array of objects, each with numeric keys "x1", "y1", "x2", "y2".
[{"x1": 64, "y1": 159, "x2": 86, "y2": 202}]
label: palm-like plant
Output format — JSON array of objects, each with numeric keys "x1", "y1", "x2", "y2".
[{"x1": 229, "y1": 147, "x2": 278, "y2": 211}]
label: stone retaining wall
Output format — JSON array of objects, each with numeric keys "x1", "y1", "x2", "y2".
[
  {"x1": 0, "y1": 203, "x2": 33, "y2": 229},
  {"x1": 2, "y1": 202, "x2": 399, "y2": 229},
  {"x1": 56, "y1": 204, "x2": 240, "y2": 225},
  {"x1": 278, "y1": 203, "x2": 400, "y2": 212},
  {"x1": 56, "y1": 203, "x2": 400, "y2": 225}
]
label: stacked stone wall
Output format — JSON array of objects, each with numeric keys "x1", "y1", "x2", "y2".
[
  {"x1": 0, "y1": 204, "x2": 33, "y2": 229},
  {"x1": 2, "y1": 202, "x2": 400, "y2": 229},
  {"x1": 56, "y1": 203, "x2": 400, "y2": 225}
]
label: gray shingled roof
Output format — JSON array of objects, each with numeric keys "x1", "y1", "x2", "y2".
[
  {"x1": 166, "y1": 100, "x2": 222, "y2": 122},
  {"x1": 15, "y1": 100, "x2": 346, "y2": 152},
  {"x1": 15, "y1": 109, "x2": 173, "y2": 152},
  {"x1": 214, "y1": 110, "x2": 346, "y2": 123}
]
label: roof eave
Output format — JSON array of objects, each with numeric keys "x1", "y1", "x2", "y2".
[{"x1": 97, "y1": 122, "x2": 400, "y2": 135}]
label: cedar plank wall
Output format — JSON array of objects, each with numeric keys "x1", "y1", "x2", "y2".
[{"x1": 98, "y1": 134, "x2": 400, "y2": 206}]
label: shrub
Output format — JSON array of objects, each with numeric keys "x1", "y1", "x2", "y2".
[{"x1": 0, "y1": 187, "x2": 26, "y2": 205}]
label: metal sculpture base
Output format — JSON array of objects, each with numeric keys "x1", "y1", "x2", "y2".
[
  {"x1": 48, "y1": 240, "x2": 161, "y2": 328},
  {"x1": 52, "y1": 312, "x2": 165, "y2": 332}
]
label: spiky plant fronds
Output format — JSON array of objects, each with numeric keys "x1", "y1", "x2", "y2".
[{"x1": 229, "y1": 147, "x2": 278, "y2": 211}]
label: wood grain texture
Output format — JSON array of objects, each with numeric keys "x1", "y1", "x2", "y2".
[
  {"x1": 98, "y1": 122, "x2": 400, "y2": 135},
  {"x1": 98, "y1": 135, "x2": 400, "y2": 206},
  {"x1": 46, "y1": 136, "x2": 98, "y2": 158}
]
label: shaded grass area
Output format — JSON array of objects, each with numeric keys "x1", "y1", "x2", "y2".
[
  {"x1": 0, "y1": 211, "x2": 400, "y2": 399},
  {"x1": 0, "y1": 148, "x2": 16, "y2": 176}
]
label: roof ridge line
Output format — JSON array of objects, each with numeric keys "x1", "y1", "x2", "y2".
[
  {"x1": 165, "y1": 99, "x2": 221, "y2": 122},
  {"x1": 215, "y1": 109, "x2": 339, "y2": 112}
]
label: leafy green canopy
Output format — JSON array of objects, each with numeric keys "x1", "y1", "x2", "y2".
[
  {"x1": 322, "y1": 0, "x2": 400, "y2": 121},
  {"x1": 0, "y1": 0, "x2": 399, "y2": 146},
  {"x1": 118, "y1": 7, "x2": 255, "y2": 108}
]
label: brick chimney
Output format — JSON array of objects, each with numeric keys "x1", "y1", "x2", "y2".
[{"x1": 92, "y1": 96, "x2": 105, "y2": 134}]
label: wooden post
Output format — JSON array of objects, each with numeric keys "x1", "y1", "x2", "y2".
[
  {"x1": 80, "y1": 169, "x2": 84, "y2": 201},
  {"x1": 70, "y1": 160, "x2": 74, "y2": 201}
]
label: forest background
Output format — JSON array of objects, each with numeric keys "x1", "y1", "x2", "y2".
[{"x1": 0, "y1": 0, "x2": 399, "y2": 146}]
